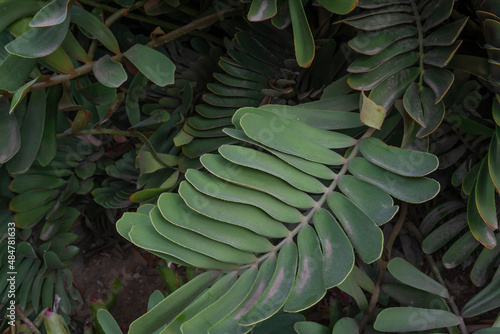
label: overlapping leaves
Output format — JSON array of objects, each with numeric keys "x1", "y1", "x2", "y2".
[
  {"x1": 345, "y1": 0, "x2": 467, "y2": 138},
  {"x1": 118, "y1": 102, "x2": 440, "y2": 333}
]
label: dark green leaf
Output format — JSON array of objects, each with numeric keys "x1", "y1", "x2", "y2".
[
  {"x1": 124, "y1": 45, "x2": 175, "y2": 86},
  {"x1": 0, "y1": 100, "x2": 20, "y2": 163},
  {"x1": 374, "y1": 307, "x2": 459, "y2": 331},
  {"x1": 289, "y1": 0, "x2": 315, "y2": 67},
  {"x1": 6, "y1": 16, "x2": 70, "y2": 57},
  {"x1": 94, "y1": 55, "x2": 127, "y2": 88}
]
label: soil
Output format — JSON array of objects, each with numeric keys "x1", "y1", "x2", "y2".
[{"x1": 70, "y1": 244, "x2": 164, "y2": 333}]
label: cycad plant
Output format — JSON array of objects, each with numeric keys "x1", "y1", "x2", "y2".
[{"x1": 0, "y1": 0, "x2": 499, "y2": 333}]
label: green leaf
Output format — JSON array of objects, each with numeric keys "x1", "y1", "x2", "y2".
[
  {"x1": 423, "y1": 68, "x2": 454, "y2": 103},
  {"x1": 313, "y1": 209, "x2": 354, "y2": 288},
  {"x1": 289, "y1": 0, "x2": 315, "y2": 67},
  {"x1": 348, "y1": 25, "x2": 417, "y2": 55},
  {"x1": 224, "y1": 128, "x2": 336, "y2": 180},
  {"x1": 179, "y1": 181, "x2": 290, "y2": 238},
  {"x1": 164, "y1": 272, "x2": 239, "y2": 333},
  {"x1": 201, "y1": 154, "x2": 315, "y2": 209},
  {"x1": 240, "y1": 113, "x2": 345, "y2": 165},
  {"x1": 218, "y1": 60, "x2": 270, "y2": 84},
  {"x1": 208, "y1": 255, "x2": 276, "y2": 334},
  {"x1": 181, "y1": 268, "x2": 258, "y2": 333},
  {"x1": 348, "y1": 157, "x2": 440, "y2": 203},
  {"x1": 0, "y1": 100, "x2": 20, "y2": 163},
  {"x1": 259, "y1": 104, "x2": 364, "y2": 130},
  {"x1": 239, "y1": 242, "x2": 298, "y2": 326},
  {"x1": 423, "y1": 41, "x2": 463, "y2": 67},
  {"x1": 468, "y1": 187, "x2": 497, "y2": 249},
  {"x1": 338, "y1": 271, "x2": 369, "y2": 311},
  {"x1": 6, "y1": 16, "x2": 70, "y2": 57},
  {"x1": 359, "y1": 137, "x2": 439, "y2": 177},
  {"x1": 9, "y1": 174, "x2": 66, "y2": 193},
  {"x1": 388, "y1": 258, "x2": 448, "y2": 298},
  {"x1": 360, "y1": 91, "x2": 387, "y2": 130},
  {"x1": 124, "y1": 44, "x2": 175, "y2": 86},
  {"x1": 9, "y1": 189, "x2": 56, "y2": 212},
  {"x1": 44, "y1": 310, "x2": 70, "y2": 334},
  {"x1": 61, "y1": 30, "x2": 90, "y2": 63},
  {"x1": 370, "y1": 67, "x2": 419, "y2": 110},
  {"x1": 421, "y1": 0, "x2": 454, "y2": 31},
  {"x1": 332, "y1": 318, "x2": 359, "y2": 333},
  {"x1": 126, "y1": 72, "x2": 148, "y2": 125},
  {"x1": 382, "y1": 283, "x2": 449, "y2": 310},
  {"x1": 348, "y1": 38, "x2": 419, "y2": 73},
  {"x1": 0, "y1": 55, "x2": 37, "y2": 91},
  {"x1": 129, "y1": 188, "x2": 166, "y2": 203},
  {"x1": 233, "y1": 108, "x2": 356, "y2": 149},
  {"x1": 219, "y1": 144, "x2": 326, "y2": 194},
  {"x1": 79, "y1": 82, "x2": 116, "y2": 105},
  {"x1": 489, "y1": 129, "x2": 500, "y2": 192},
  {"x1": 348, "y1": 52, "x2": 419, "y2": 90},
  {"x1": 97, "y1": 309, "x2": 122, "y2": 334},
  {"x1": 139, "y1": 149, "x2": 178, "y2": 173},
  {"x1": 37, "y1": 86, "x2": 59, "y2": 166},
  {"x1": 30, "y1": 0, "x2": 70, "y2": 27},
  {"x1": 129, "y1": 225, "x2": 238, "y2": 270},
  {"x1": 475, "y1": 157, "x2": 498, "y2": 230},
  {"x1": 182, "y1": 137, "x2": 237, "y2": 158},
  {"x1": 317, "y1": 0, "x2": 357, "y2": 14},
  {"x1": 344, "y1": 13, "x2": 415, "y2": 30},
  {"x1": 422, "y1": 212, "x2": 468, "y2": 254},
  {"x1": 70, "y1": 6, "x2": 120, "y2": 54},
  {"x1": 94, "y1": 55, "x2": 127, "y2": 88},
  {"x1": 158, "y1": 193, "x2": 274, "y2": 253},
  {"x1": 417, "y1": 87, "x2": 445, "y2": 138},
  {"x1": 327, "y1": 192, "x2": 383, "y2": 264},
  {"x1": 462, "y1": 162, "x2": 481, "y2": 195},
  {"x1": 284, "y1": 225, "x2": 326, "y2": 312},
  {"x1": 442, "y1": 232, "x2": 479, "y2": 269},
  {"x1": 150, "y1": 206, "x2": 257, "y2": 264},
  {"x1": 470, "y1": 233, "x2": 500, "y2": 286},
  {"x1": 248, "y1": 0, "x2": 277, "y2": 21},
  {"x1": 294, "y1": 321, "x2": 330, "y2": 334},
  {"x1": 461, "y1": 278, "x2": 500, "y2": 317},
  {"x1": 0, "y1": 0, "x2": 44, "y2": 33},
  {"x1": 338, "y1": 175, "x2": 399, "y2": 225},
  {"x1": 128, "y1": 271, "x2": 220, "y2": 334},
  {"x1": 252, "y1": 313, "x2": 305, "y2": 334},
  {"x1": 374, "y1": 307, "x2": 459, "y2": 331},
  {"x1": 185, "y1": 169, "x2": 302, "y2": 223},
  {"x1": 9, "y1": 77, "x2": 39, "y2": 114},
  {"x1": 423, "y1": 18, "x2": 468, "y2": 46}
]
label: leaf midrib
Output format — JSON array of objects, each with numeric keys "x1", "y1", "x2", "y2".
[{"x1": 238, "y1": 127, "x2": 376, "y2": 270}]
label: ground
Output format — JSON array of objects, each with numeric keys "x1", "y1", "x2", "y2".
[{"x1": 71, "y1": 243, "x2": 164, "y2": 332}]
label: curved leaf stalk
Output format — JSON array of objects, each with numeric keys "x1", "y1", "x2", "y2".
[
  {"x1": 359, "y1": 202, "x2": 408, "y2": 331},
  {"x1": 239, "y1": 127, "x2": 376, "y2": 270},
  {"x1": 0, "y1": 8, "x2": 239, "y2": 101},
  {"x1": 407, "y1": 221, "x2": 469, "y2": 334},
  {"x1": 410, "y1": 0, "x2": 425, "y2": 90}
]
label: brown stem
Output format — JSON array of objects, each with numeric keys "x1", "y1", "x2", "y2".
[
  {"x1": 147, "y1": 8, "x2": 239, "y2": 48},
  {"x1": 77, "y1": 0, "x2": 223, "y2": 44},
  {"x1": 359, "y1": 202, "x2": 408, "y2": 331},
  {"x1": 0, "y1": 8, "x2": 239, "y2": 101}
]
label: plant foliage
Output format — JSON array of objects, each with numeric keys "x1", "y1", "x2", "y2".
[{"x1": 0, "y1": 0, "x2": 499, "y2": 333}]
